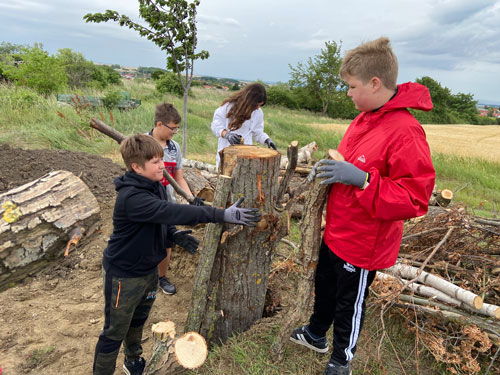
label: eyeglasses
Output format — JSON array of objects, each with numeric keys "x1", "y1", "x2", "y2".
[{"x1": 162, "y1": 123, "x2": 179, "y2": 133}]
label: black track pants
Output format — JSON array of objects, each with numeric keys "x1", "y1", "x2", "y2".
[{"x1": 308, "y1": 241, "x2": 376, "y2": 365}]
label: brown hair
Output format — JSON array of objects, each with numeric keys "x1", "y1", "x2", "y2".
[
  {"x1": 120, "y1": 134, "x2": 164, "y2": 171},
  {"x1": 221, "y1": 83, "x2": 267, "y2": 130},
  {"x1": 154, "y1": 102, "x2": 181, "y2": 126},
  {"x1": 340, "y1": 37, "x2": 398, "y2": 89}
]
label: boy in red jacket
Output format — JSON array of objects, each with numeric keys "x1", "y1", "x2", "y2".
[{"x1": 290, "y1": 37, "x2": 435, "y2": 375}]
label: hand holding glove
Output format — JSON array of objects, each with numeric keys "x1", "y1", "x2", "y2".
[
  {"x1": 223, "y1": 197, "x2": 261, "y2": 226},
  {"x1": 223, "y1": 131, "x2": 242, "y2": 145},
  {"x1": 189, "y1": 197, "x2": 206, "y2": 206},
  {"x1": 265, "y1": 138, "x2": 277, "y2": 150},
  {"x1": 316, "y1": 159, "x2": 368, "y2": 188},
  {"x1": 172, "y1": 230, "x2": 199, "y2": 255}
]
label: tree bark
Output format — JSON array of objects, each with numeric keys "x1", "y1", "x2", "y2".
[
  {"x1": 194, "y1": 145, "x2": 289, "y2": 345},
  {"x1": 0, "y1": 170, "x2": 100, "y2": 290}
]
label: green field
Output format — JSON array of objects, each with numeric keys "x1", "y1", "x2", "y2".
[{"x1": 1, "y1": 80, "x2": 498, "y2": 216}]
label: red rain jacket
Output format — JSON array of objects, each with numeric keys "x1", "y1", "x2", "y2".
[{"x1": 323, "y1": 82, "x2": 435, "y2": 270}]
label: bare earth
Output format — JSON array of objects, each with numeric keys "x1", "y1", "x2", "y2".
[
  {"x1": 310, "y1": 123, "x2": 500, "y2": 162},
  {"x1": 0, "y1": 144, "x2": 200, "y2": 374}
]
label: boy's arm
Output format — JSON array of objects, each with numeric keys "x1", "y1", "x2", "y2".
[{"x1": 356, "y1": 133, "x2": 435, "y2": 221}]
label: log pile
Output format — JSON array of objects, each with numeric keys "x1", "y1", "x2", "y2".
[{"x1": 372, "y1": 206, "x2": 500, "y2": 374}]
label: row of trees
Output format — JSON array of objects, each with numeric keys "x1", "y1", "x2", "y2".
[
  {"x1": 0, "y1": 42, "x2": 121, "y2": 95},
  {"x1": 266, "y1": 40, "x2": 497, "y2": 125}
]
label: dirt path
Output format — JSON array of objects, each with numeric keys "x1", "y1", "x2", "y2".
[{"x1": 0, "y1": 144, "x2": 199, "y2": 374}]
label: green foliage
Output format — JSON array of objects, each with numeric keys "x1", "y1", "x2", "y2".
[
  {"x1": 102, "y1": 90, "x2": 124, "y2": 109},
  {"x1": 151, "y1": 69, "x2": 166, "y2": 80},
  {"x1": 414, "y1": 76, "x2": 478, "y2": 124},
  {"x1": 266, "y1": 83, "x2": 298, "y2": 109},
  {"x1": 155, "y1": 71, "x2": 185, "y2": 97},
  {"x1": 230, "y1": 82, "x2": 240, "y2": 91},
  {"x1": 89, "y1": 65, "x2": 122, "y2": 89},
  {"x1": 56, "y1": 48, "x2": 94, "y2": 88},
  {"x1": 289, "y1": 40, "x2": 343, "y2": 115},
  {"x1": 1, "y1": 44, "x2": 67, "y2": 95}
]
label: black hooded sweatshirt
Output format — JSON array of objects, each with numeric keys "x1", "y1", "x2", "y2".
[{"x1": 102, "y1": 171, "x2": 225, "y2": 277}]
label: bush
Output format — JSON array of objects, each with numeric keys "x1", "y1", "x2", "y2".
[
  {"x1": 102, "y1": 90, "x2": 124, "y2": 109},
  {"x1": 1, "y1": 87, "x2": 44, "y2": 108},
  {"x1": 155, "y1": 71, "x2": 185, "y2": 97},
  {"x1": 266, "y1": 84, "x2": 298, "y2": 109}
]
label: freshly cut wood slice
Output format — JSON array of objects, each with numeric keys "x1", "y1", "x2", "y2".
[
  {"x1": 328, "y1": 148, "x2": 345, "y2": 161},
  {"x1": 436, "y1": 189, "x2": 453, "y2": 207},
  {"x1": 174, "y1": 332, "x2": 208, "y2": 369}
]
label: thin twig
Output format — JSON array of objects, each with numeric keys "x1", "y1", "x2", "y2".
[
  {"x1": 485, "y1": 344, "x2": 500, "y2": 375},
  {"x1": 401, "y1": 227, "x2": 447, "y2": 242}
]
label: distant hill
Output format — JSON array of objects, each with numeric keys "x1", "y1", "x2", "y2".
[{"x1": 478, "y1": 100, "x2": 500, "y2": 107}]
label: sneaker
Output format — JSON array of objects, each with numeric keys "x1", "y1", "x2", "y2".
[
  {"x1": 290, "y1": 325, "x2": 329, "y2": 353},
  {"x1": 159, "y1": 276, "x2": 176, "y2": 295},
  {"x1": 123, "y1": 357, "x2": 146, "y2": 375},
  {"x1": 324, "y1": 359, "x2": 352, "y2": 375}
]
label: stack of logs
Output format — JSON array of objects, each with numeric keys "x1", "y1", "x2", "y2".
[{"x1": 372, "y1": 206, "x2": 500, "y2": 374}]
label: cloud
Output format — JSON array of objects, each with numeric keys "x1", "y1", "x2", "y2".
[{"x1": 198, "y1": 15, "x2": 240, "y2": 27}]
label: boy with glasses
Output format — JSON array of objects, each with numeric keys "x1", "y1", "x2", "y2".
[{"x1": 148, "y1": 103, "x2": 204, "y2": 295}]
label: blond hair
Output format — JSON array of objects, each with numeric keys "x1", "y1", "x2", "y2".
[
  {"x1": 154, "y1": 102, "x2": 181, "y2": 126},
  {"x1": 120, "y1": 134, "x2": 163, "y2": 171},
  {"x1": 340, "y1": 37, "x2": 398, "y2": 89}
]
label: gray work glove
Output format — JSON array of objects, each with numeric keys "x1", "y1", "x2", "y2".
[
  {"x1": 316, "y1": 159, "x2": 368, "y2": 188},
  {"x1": 265, "y1": 138, "x2": 277, "y2": 150},
  {"x1": 223, "y1": 197, "x2": 261, "y2": 226},
  {"x1": 224, "y1": 131, "x2": 242, "y2": 145},
  {"x1": 172, "y1": 230, "x2": 199, "y2": 255}
]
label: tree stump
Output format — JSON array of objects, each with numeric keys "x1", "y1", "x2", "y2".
[
  {"x1": 189, "y1": 145, "x2": 289, "y2": 345},
  {"x1": 0, "y1": 170, "x2": 100, "y2": 290}
]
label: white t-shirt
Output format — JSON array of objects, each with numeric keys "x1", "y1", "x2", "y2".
[{"x1": 211, "y1": 102, "x2": 270, "y2": 167}]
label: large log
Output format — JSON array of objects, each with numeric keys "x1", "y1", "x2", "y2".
[
  {"x1": 182, "y1": 168, "x2": 215, "y2": 203},
  {"x1": 0, "y1": 170, "x2": 100, "y2": 290},
  {"x1": 193, "y1": 145, "x2": 289, "y2": 345},
  {"x1": 271, "y1": 149, "x2": 335, "y2": 360}
]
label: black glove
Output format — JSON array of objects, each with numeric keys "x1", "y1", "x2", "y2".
[
  {"x1": 172, "y1": 230, "x2": 199, "y2": 255},
  {"x1": 224, "y1": 131, "x2": 242, "y2": 145},
  {"x1": 265, "y1": 138, "x2": 277, "y2": 150},
  {"x1": 223, "y1": 197, "x2": 261, "y2": 226},
  {"x1": 189, "y1": 197, "x2": 206, "y2": 206}
]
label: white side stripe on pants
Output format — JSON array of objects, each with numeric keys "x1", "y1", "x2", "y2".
[{"x1": 345, "y1": 268, "x2": 368, "y2": 361}]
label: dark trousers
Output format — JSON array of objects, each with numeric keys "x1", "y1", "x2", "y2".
[
  {"x1": 308, "y1": 241, "x2": 376, "y2": 365},
  {"x1": 93, "y1": 268, "x2": 158, "y2": 375}
]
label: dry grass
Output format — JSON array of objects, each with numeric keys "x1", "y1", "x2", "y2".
[{"x1": 308, "y1": 123, "x2": 500, "y2": 163}]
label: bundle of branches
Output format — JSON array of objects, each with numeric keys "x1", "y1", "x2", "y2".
[{"x1": 372, "y1": 206, "x2": 500, "y2": 374}]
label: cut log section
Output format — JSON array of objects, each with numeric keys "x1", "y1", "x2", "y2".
[
  {"x1": 429, "y1": 185, "x2": 454, "y2": 207},
  {"x1": 145, "y1": 321, "x2": 207, "y2": 374},
  {"x1": 182, "y1": 168, "x2": 215, "y2": 202},
  {"x1": 0, "y1": 170, "x2": 100, "y2": 291}
]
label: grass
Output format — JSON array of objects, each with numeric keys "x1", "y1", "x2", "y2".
[{"x1": 2, "y1": 80, "x2": 498, "y2": 373}]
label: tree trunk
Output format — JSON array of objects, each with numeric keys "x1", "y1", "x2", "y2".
[
  {"x1": 194, "y1": 145, "x2": 289, "y2": 345},
  {"x1": 0, "y1": 170, "x2": 100, "y2": 291}
]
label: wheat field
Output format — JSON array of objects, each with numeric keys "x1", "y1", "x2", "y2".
[{"x1": 309, "y1": 123, "x2": 500, "y2": 162}]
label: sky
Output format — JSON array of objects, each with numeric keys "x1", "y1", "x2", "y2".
[{"x1": 1, "y1": 0, "x2": 499, "y2": 104}]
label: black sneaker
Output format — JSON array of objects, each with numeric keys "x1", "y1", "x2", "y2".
[
  {"x1": 290, "y1": 325, "x2": 329, "y2": 353},
  {"x1": 159, "y1": 276, "x2": 176, "y2": 295},
  {"x1": 324, "y1": 359, "x2": 352, "y2": 375},
  {"x1": 123, "y1": 357, "x2": 146, "y2": 375}
]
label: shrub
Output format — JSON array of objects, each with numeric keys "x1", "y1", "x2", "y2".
[
  {"x1": 155, "y1": 71, "x2": 185, "y2": 97},
  {"x1": 266, "y1": 84, "x2": 298, "y2": 109},
  {"x1": 102, "y1": 90, "x2": 123, "y2": 109}
]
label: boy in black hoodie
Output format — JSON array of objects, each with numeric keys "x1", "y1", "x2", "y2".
[{"x1": 93, "y1": 134, "x2": 260, "y2": 375}]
